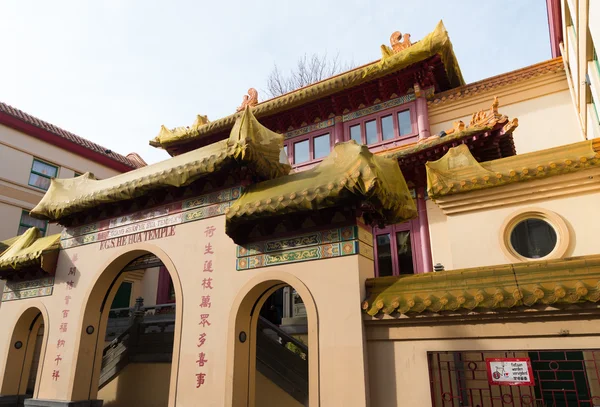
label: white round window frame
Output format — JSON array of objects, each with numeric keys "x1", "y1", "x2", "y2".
[{"x1": 500, "y1": 208, "x2": 570, "y2": 262}]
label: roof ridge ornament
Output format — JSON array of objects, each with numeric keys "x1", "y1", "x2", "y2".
[
  {"x1": 237, "y1": 88, "x2": 259, "y2": 112},
  {"x1": 381, "y1": 30, "x2": 413, "y2": 59}
]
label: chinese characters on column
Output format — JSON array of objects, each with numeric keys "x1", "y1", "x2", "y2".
[
  {"x1": 196, "y1": 225, "x2": 216, "y2": 388},
  {"x1": 52, "y1": 256, "x2": 79, "y2": 382}
]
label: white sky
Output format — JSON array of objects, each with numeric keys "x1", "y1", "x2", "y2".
[{"x1": 0, "y1": 0, "x2": 550, "y2": 165}]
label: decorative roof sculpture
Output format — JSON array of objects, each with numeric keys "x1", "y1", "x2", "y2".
[
  {"x1": 31, "y1": 108, "x2": 291, "y2": 222},
  {"x1": 237, "y1": 88, "x2": 259, "y2": 112},
  {"x1": 381, "y1": 31, "x2": 413, "y2": 58}
]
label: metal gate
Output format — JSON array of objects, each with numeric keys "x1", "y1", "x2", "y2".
[{"x1": 428, "y1": 350, "x2": 600, "y2": 407}]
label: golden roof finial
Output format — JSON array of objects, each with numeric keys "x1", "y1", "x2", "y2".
[{"x1": 237, "y1": 88, "x2": 259, "y2": 112}]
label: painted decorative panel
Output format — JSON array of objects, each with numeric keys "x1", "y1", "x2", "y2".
[
  {"x1": 2, "y1": 277, "x2": 54, "y2": 301},
  {"x1": 284, "y1": 118, "x2": 335, "y2": 140},
  {"x1": 236, "y1": 225, "x2": 372, "y2": 270}
]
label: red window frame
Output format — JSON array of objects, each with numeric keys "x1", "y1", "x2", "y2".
[
  {"x1": 373, "y1": 217, "x2": 425, "y2": 277},
  {"x1": 283, "y1": 127, "x2": 336, "y2": 170},
  {"x1": 344, "y1": 102, "x2": 418, "y2": 151}
]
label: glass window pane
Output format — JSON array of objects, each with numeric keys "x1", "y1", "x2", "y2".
[
  {"x1": 313, "y1": 133, "x2": 331, "y2": 159},
  {"x1": 17, "y1": 225, "x2": 30, "y2": 235},
  {"x1": 382, "y1": 115, "x2": 394, "y2": 140},
  {"x1": 397, "y1": 110, "x2": 412, "y2": 136},
  {"x1": 283, "y1": 145, "x2": 288, "y2": 156},
  {"x1": 510, "y1": 218, "x2": 557, "y2": 259},
  {"x1": 29, "y1": 173, "x2": 51, "y2": 190},
  {"x1": 293, "y1": 139, "x2": 310, "y2": 164},
  {"x1": 395, "y1": 231, "x2": 414, "y2": 275},
  {"x1": 32, "y1": 160, "x2": 57, "y2": 177},
  {"x1": 365, "y1": 120, "x2": 378, "y2": 145},
  {"x1": 20, "y1": 212, "x2": 47, "y2": 230},
  {"x1": 376, "y1": 234, "x2": 394, "y2": 277},
  {"x1": 350, "y1": 125, "x2": 362, "y2": 144}
]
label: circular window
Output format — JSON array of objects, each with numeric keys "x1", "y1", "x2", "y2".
[
  {"x1": 510, "y1": 218, "x2": 557, "y2": 259},
  {"x1": 501, "y1": 208, "x2": 570, "y2": 262}
]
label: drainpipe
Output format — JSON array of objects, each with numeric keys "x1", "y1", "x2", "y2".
[{"x1": 417, "y1": 187, "x2": 433, "y2": 273}]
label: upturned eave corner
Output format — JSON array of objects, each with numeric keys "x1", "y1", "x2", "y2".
[
  {"x1": 0, "y1": 228, "x2": 61, "y2": 280},
  {"x1": 426, "y1": 138, "x2": 600, "y2": 200},
  {"x1": 31, "y1": 107, "x2": 290, "y2": 223},
  {"x1": 225, "y1": 141, "x2": 417, "y2": 242}
]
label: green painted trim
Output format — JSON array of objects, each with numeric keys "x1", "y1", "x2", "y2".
[{"x1": 28, "y1": 158, "x2": 58, "y2": 191}]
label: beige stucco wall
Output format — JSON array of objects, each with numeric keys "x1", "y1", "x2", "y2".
[
  {"x1": 255, "y1": 372, "x2": 303, "y2": 407},
  {"x1": 0, "y1": 213, "x2": 373, "y2": 406},
  {"x1": 0, "y1": 124, "x2": 124, "y2": 241},
  {"x1": 430, "y1": 89, "x2": 581, "y2": 155},
  {"x1": 97, "y1": 363, "x2": 171, "y2": 407},
  {"x1": 427, "y1": 184, "x2": 600, "y2": 270},
  {"x1": 366, "y1": 316, "x2": 600, "y2": 407}
]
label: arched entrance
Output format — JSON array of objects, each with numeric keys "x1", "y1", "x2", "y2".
[
  {"x1": 69, "y1": 247, "x2": 183, "y2": 407},
  {"x1": 1, "y1": 306, "x2": 48, "y2": 404},
  {"x1": 229, "y1": 276, "x2": 319, "y2": 407}
]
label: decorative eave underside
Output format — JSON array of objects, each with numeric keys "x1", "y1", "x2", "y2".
[
  {"x1": 0, "y1": 228, "x2": 61, "y2": 278},
  {"x1": 30, "y1": 108, "x2": 291, "y2": 222},
  {"x1": 150, "y1": 21, "x2": 464, "y2": 150},
  {"x1": 225, "y1": 141, "x2": 417, "y2": 240},
  {"x1": 426, "y1": 139, "x2": 600, "y2": 199},
  {"x1": 363, "y1": 254, "x2": 600, "y2": 317},
  {"x1": 427, "y1": 57, "x2": 565, "y2": 108}
]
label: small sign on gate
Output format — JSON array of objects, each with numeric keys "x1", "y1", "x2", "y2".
[{"x1": 485, "y1": 358, "x2": 534, "y2": 386}]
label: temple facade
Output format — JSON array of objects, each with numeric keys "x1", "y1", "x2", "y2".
[{"x1": 1, "y1": 16, "x2": 600, "y2": 407}]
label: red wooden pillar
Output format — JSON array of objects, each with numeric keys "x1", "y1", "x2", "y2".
[
  {"x1": 334, "y1": 116, "x2": 344, "y2": 144},
  {"x1": 417, "y1": 187, "x2": 433, "y2": 273},
  {"x1": 415, "y1": 96, "x2": 431, "y2": 142},
  {"x1": 156, "y1": 266, "x2": 172, "y2": 304}
]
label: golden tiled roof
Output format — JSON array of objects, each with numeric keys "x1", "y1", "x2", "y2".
[
  {"x1": 31, "y1": 108, "x2": 291, "y2": 222},
  {"x1": 226, "y1": 141, "x2": 417, "y2": 237},
  {"x1": 428, "y1": 57, "x2": 565, "y2": 108},
  {"x1": 151, "y1": 21, "x2": 464, "y2": 150},
  {"x1": 426, "y1": 139, "x2": 600, "y2": 198},
  {"x1": 362, "y1": 254, "x2": 600, "y2": 317},
  {"x1": 0, "y1": 228, "x2": 61, "y2": 276}
]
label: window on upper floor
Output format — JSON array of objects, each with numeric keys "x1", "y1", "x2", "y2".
[
  {"x1": 374, "y1": 222, "x2": 417, "y2": 277},
  {"x1": 28, "y1": 158, "x2": 58, "y2": 191},
  {"x1": 284, "y1": 131, "x2": 334, "y2": 168},
  {"x1": 18, "y1": 210, "x2": 48, "y2": 236},
  {"x1": 74, "y1": 172, "x2": 83, "y2": 177},
  {"x1": 345, "y1": 104, "x2": 416, "y2": 147}
]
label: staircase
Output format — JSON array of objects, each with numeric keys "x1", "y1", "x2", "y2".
[{"x1": 99, "y1": 301, "x2": 308, "y2": 405}]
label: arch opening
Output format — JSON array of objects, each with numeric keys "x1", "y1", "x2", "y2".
[
  {"x1": 1, "y1": 306, "x2": 48, "y2": 404},
  {"x1": 70, "y1": 247, "x2": 183, "y2": 407},
  {"x1": 230, "y1": 277, "x2": 318, "y2": 407}
]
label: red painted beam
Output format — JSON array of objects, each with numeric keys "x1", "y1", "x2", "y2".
[{"x1": 0, "y1": 112, "x2": 135, "y2": 173}]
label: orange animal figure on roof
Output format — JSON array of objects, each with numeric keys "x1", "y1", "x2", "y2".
[
  {"x1": 390, "y1": 31, "x2": 412, "y2": 53},
  {"x1": 237, "y1": 88, "x2": 259, "y2": 112}
]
